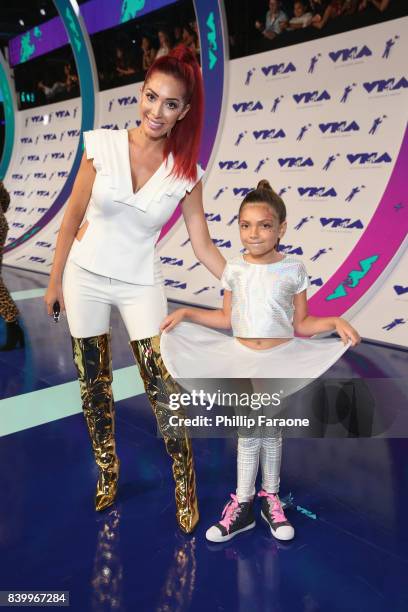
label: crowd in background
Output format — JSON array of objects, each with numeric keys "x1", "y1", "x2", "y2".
[
  {"x1": 228, "y1": 0, "x2": 403, "y2": 57},
  {"x1": 12, "y1": 0, "x2": 405, "y2": 108}
]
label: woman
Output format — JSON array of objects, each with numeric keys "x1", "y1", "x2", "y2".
[
  {"x1": 0, "y1": 181, "x2": 25, "y2": 351},
  {"x1": 155, "y1": 30, "x2": 172, "y2": 59},
  {"x1": 141, "y1": 36, "x2": 157, "y2": 72},
  {"x1": 44, "y1": 46, "x2": 225, "y2": 533}
]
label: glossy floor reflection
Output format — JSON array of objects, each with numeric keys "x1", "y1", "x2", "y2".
[{"x1": 1, "y1": 266, "x2": 407, "y2": 612}]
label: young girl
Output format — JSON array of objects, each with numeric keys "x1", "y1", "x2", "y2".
[{"x1": 160, "y1": 180, "x2": 360, "y2": 542}]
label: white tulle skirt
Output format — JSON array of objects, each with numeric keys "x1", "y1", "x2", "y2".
[{"x1": 160, "y1": 322, "x2": 351, "y2": 398}]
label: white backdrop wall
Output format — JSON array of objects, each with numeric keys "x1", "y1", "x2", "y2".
[{"x1": 3, "y1": 17, "x2": 408, "y2": 346}]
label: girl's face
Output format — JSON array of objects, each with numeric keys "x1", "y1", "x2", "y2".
[
  {"x1": 239, "y1": 203, "x2": 286, "y2": 259},
  {"x1": 140, "y1": 72, "x2": 190, "y2": 139}
]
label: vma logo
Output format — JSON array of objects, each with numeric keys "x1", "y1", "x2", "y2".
[
  {"x1": 36, "y1": 190, "x2": 50, "y2": 197},
  {"x1": 326, "y1": 255, "x2": 378, "y2": 300},
  {"x1": 363, "y1": 77, "x2": 408, "y2": 94},
  {"x1": 293, "y1": 90, "x2": 330, "y2": 104},
  {"x1": 15, "y1": 207, "x2": 27, "y2": 212},
  {"x1": 232, "y1": 187, "x2": 253, "y2": 197},
  {"x1": 253, "y1": 129, "x2": 286, "y2": 141},
  {"x1": 37, "y1": 207, "x2": 48, "y2": 213},
  {"x1": 347, "y1": 152, "x2": 392, "y2": 165},
  {"x1": 31, "y1": 115, "x2": 45, "y2": 123},
  {"x1": 261, "y1": 62, "x2": 296, "y2": 77},
  {"x1": 205, "y1": 213, "x2": 222, "y2": 222},
  {"x1": 279, "y1": 157, "x2": 314, "y2": 168},
  {"x1": 27, "y1": 155, "x2": 40, "y2": 162},
  {"x1": 43, "y1": 133, "x2": 57, "y2": 141},
  {"x1": 13, "y1": 191, "x2": 25, "y2": 197},
  {"x1": 320, "y1": 217, "x2": 364, "y2": 229},
  {"x1": 160, "y1": 257, "x2": 184, "y2": 266},
  {"x1": 212, "y1": 238, "x2": 232, "y2": 248},
  {"x1": 51, "y1": 152, "x2": 65, "y2": 159},
  {"x1": 12, "y1": 174, "x2": 24, "y2": 180},
  {"x1": 164, "y1": 279, "x2": 187, "y2": 289},
  {"x1": 29, "y1": 256, "x2": 46, "y2": 263},
  {"x1": 118, "y1": 95, "x2": 137, "y2": 106},
  {"x1": 67, "y1": 129, "x2": 80, "y2": 137},
  {"x1": 298, "y1": 186, "x2": 337, "y2": 198},
  {"x1": 219, "y1": 160, "x2": 248, "y2": 171},
  {"x1": 329, "y1": 45, "x2": 372, "y2": 63},
  {"x1": 20, "y1": 137, "x2": 33, "y2": 144},
  {"x1": 34, "y1": 172, "x2": 47, "y2": 179},
  {"x1": 35, "y1": 241, "x2": 51, "y2": 248},
  {"x1": 101, "y1": 123, "x2": 119, "y2": 130},
  {"x1": 319, "y1": 121, "x2": 359, "y2": 134},
  {"x1": 279, "y1": 244, "x2": 304, "y2": 255},
  {"x1": 57, "y1": 171, "x2": 69, "y2": 178},
  {"x1": 232, "y1": 101, "x2": 263, "y2": 113},
  {"x1": 55, "y1": 110, "x2": 71, "y2": 119}
]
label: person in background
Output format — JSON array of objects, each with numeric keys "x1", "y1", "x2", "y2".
[
  {"x1": 311, "y1": 0, "x2": 345, "y2": 29},
  {"x1": 141, "y1": 36, "x2": 157, "y2": 71},
  {"x1": 182, "y1": 25, "x2": 200, "y2": 59},
  {"x1": 114, "y1": 46, "x2": 136, "y2": 80},
  {"x1": 156, "y1": 30, "x2": 172, "y2": 58},
  {"x1": 173, "y1": 25, "x2": 183, "y2": 46},
  {"x1": 359, "y1": 0, "x2": 390, "y2": 12},
  {"x1": 255, "y1": 0, "x2": 288, "y2": 40},
  {"x1": 0, "y1": 182, "x2": 25, "y2": 351},
  {"x1": 281, "y1": 1, "x2": 313, "y2": 30}
]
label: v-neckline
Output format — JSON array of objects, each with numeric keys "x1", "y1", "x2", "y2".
[{"x1": 126, "y1": 130, "x2": 166, "y2": 196}]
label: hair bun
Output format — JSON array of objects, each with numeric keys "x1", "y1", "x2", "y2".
[
  {"x1": 256, "y1": 179, "x2": 273, "y2": 192},
  {"x1": 169, "y1": 44, "x2": 197, "y2": 66}
]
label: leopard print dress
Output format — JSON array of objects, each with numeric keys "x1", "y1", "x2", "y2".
[{"x1": 0, "y1": 182, "x2": 19, "y2": 322}]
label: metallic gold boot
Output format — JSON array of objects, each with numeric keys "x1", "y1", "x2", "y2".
[
  {"x1": 72, "y1": 334, "x2": 120, "y2": 512},
  {"x1": 130, "y1": 336, "x2": 199, "y2": 534}
]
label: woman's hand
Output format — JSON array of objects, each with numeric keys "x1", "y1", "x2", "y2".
[
  {"x1": 334, "y1": 317, "x2": 361, "y2": 346},
  {"x1": 44, "y1": 280, "x2": 65, "y2": 316},
  {"x1": 160, "y1": 308, "x2": 186, "y2": 333}
]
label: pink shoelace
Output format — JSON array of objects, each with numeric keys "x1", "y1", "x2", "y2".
[
  {"x1": 219, "y1": 493, "x2": 241, "y2": 532},
  {"x1": 258, "y1": 490, "x2": 286, "y2": 523}
]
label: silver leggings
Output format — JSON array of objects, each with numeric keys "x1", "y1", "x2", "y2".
[{"x1": 236, "y1": 434, "x2": 282, "y2": 502}]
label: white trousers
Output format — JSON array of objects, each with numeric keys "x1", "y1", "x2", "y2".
[{"x1": 62, "y1": 260, "x2": 167, "y2": 339}]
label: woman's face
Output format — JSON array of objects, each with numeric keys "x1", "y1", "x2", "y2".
[
  {"x1": 140, "y1": 72, "x2": 190, "y2": 140},
  {"x1": 158, "y1": 31, "x2": 166, "y2": 45},
  {"x1": 239, "y1": 203, "x2": 286, "y2": 258}
]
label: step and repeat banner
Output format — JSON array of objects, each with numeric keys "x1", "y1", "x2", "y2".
[{"x1": 2, "y1": 16, "x2": 408, "y2": 346}]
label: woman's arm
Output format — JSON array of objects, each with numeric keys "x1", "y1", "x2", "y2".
[
  {"x1": 181, "y1": 180, "x2": 226, "y2": 279},
  {"x1": 293, "y1": 290, "x2": 361, "y2": 345},
  {"x1": 161, "y1": 289, "x2": 232, "y2": 332},
  {"x1": 44, "y1": 152, "x2": 96, "y2": 313}
]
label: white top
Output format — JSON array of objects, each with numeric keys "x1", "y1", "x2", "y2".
[
  {"x1": 221, "y1": 254, "x2": 310, "y2": 338},
  {"x1": 68, "y1": 128, "x2": 204, "y2": 285}
]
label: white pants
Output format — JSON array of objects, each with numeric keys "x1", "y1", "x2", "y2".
[{"x1": 62, "y1": 260, "x2": 167, "y2": 339}]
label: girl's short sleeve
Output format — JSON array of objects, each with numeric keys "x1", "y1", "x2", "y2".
[
  {"x1": 295, "y1": 261, "x2": 310, "y2": 294},
  {"x1": 221, "y1": 262, "x2": 232, "y2": 291}
]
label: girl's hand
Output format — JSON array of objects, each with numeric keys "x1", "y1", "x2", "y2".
[
  {"x1": 160, "y1": 308, "x2": 186, "y2": 333},
  {"x1": 335, "y1": 317, "x2": 361, "y2": 346},
  {"x1": 44, "y1": 281, "x2": 65, "y2": 316}
]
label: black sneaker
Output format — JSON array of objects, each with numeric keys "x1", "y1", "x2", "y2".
[
  {"x1": 258, "y1": 490, "x2": 295, "y2": 541},
  {"x1": 205, "y1": 493, "x2": 256, "y2": 542}
]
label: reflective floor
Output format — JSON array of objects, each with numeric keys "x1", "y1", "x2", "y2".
[{"x1": 1, "y1": 266, "x2": 407, "y2": 612}]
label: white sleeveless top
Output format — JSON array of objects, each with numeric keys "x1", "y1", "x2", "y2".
[
  {"x1": 221, "y1": 254, "x2": 310, "y2": 338},
  {"x1": 68, "y1": 128, "x2": 204, "y2": 285}
]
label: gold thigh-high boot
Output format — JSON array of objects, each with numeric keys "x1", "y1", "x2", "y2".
[
  {"x1": 72, "y1": 333, "x2": 120, "y2": 512},
  {"x1": 130, "y1": 336, "x2": 199, "y2": 534}
]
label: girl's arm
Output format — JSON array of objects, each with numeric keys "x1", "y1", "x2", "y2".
[
  {"x1": 181, "y1": 180, "x2": 226, "y2": 279},
  {"x1": 161, "y1": 289, "x2": 232, "y2": 333},
  {"x1": 293, "y1": 290, "x2": 361, "y2": 345}
]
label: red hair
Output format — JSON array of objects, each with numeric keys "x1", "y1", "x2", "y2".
[{"x1": 144, "y1": 44, "x2": 204, "y2": 182}]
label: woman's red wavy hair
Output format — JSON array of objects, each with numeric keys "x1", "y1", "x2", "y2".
[{"x1": 144, "y1": 44, "x2": 204, "y2": 182}]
